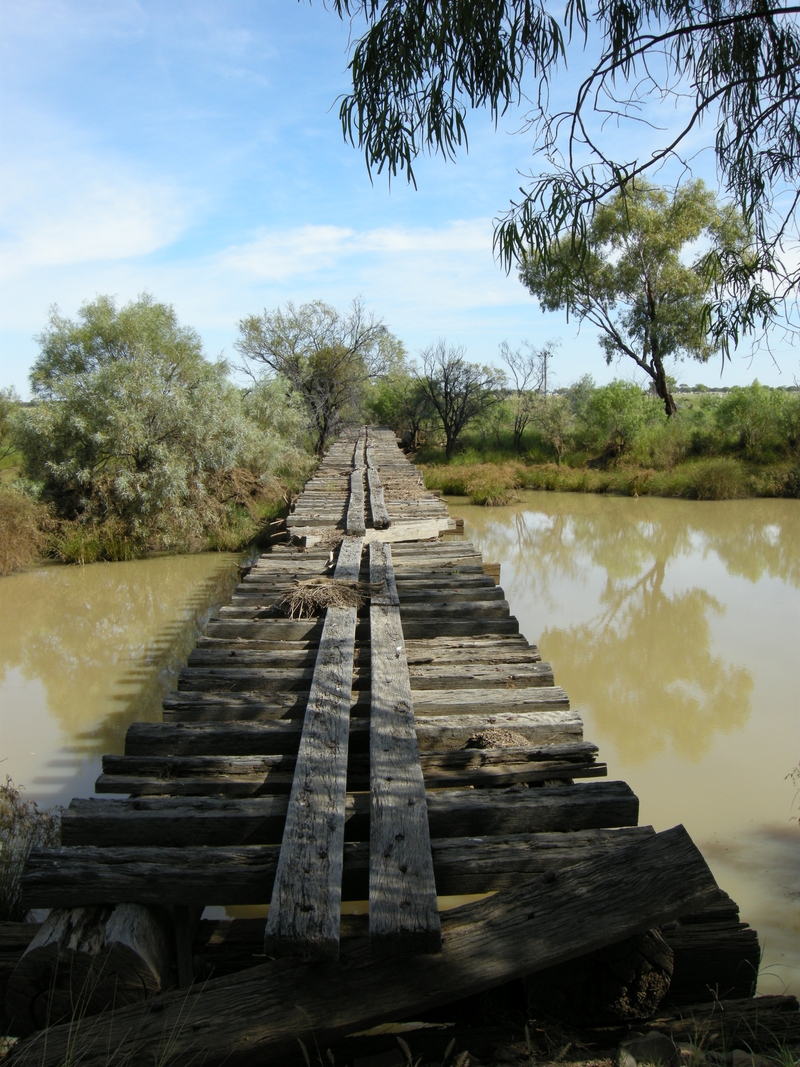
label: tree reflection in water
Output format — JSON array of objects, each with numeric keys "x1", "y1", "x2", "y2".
[{"x1": 452, "y1": 495, "x2": 800, "y2": 764}]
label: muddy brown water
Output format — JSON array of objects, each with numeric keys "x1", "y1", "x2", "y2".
[
  {"x1": 0, "y1": 552, "x2": 242, "y2": 808},
  {"x1": 449, "y1": 491, "x2": 800, "y2": 997},
  {"x1": 2, "y1": 497, "x2": 798, "y2": 995}
]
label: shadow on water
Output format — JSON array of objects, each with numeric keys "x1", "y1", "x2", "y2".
[{"x1": 0, "y1": 552, "x2": 245, "y2": 804}]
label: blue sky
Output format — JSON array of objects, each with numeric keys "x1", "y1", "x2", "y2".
[{"x1": 2, "y1": 0, "x2": 798, "y2": 396}]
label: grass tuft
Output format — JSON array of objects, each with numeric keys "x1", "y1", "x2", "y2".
[{"x1": 0, "y1": 776, "x2": 61, "y2": 921}]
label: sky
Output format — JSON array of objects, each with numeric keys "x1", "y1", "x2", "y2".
[{"x1": 2, "y1": 0, "x2": 799, "y2": 397}]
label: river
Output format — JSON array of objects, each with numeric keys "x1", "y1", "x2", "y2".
[
  {"x1": 1, "y1": 497, "x2": 798, "y2": 995},
  {"x1": 449, "y1": 491, "x2": 800, "y2": 997},
  {"x1": 0, "y1": 552, "x2": 242, "y2": 809}
]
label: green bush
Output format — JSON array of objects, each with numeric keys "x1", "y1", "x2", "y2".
[
  {"x1": 680, "y1": 457, "x2": 749, "y2": 499},
  {"x1": 578, "y1": 380, "x2": 661, "y2": 458},
  {"x1": 714, "y1": 381, "x2": 787, "y2": 461}
]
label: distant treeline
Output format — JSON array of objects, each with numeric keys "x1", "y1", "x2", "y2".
[{"x1": 374, "y1": 375, "x2": 800, "y2": 504}]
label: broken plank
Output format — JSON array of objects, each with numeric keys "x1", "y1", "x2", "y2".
[{"x1": 11, "y1": 827, "x2": 720, "y2": 1067}]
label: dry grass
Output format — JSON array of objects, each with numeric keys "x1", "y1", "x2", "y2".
[
  {"x1": 280, "y1": 577, "x2": 378, "y2": 618},
  {"x1": 0, "y1": 487, "x2": 50, "y2": 575},
  {"x1": 0, "y1": 776, "x2": 61, "y2": 921}
]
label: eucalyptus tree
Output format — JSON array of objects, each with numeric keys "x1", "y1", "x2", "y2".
[
  {"x1": 237, "y1": 299, "x2": 404, "y2": 456},
  {"x1": 499, "y1": 339, "x2": 558, "y2": 451},
  {"x1": 520, "y1": 181, "x2": 753, "y2": 417},
  {"x1": 418, "y1": 340, "x2": 505, "y2": 458},
  {"x1": 329, "y1": 0, "x2": 793, "y2": 345}
]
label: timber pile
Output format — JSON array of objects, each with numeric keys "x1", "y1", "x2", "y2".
[{"x1": 5, "y1": 427, "x2": 766, "y2": 1064}]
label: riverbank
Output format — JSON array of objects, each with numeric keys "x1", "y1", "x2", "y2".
[
  {"x1": 0, "y1": 479, "x2": 293, "y2": 575},
  {"x1": 420, "y1": 457, "x2": 800, "y2": 505}
]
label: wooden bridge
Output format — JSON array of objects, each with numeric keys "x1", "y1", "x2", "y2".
[{"x1": 5, "y1": 429, "x2": 762, "y2": 1066}]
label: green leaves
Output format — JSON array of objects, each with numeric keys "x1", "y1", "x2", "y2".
[
  {"x1": 331, "y1": 0, "x2": 800, "y2": 339},
  {"x1": 17, "y1": 295, "x2": 273, "y2": 553},
  {"x1": 337, "y1": 0, "x2": 564, "y2": 183},
  {"x1": 519, "y1": 180, "x2": 757, "y2": 415}
]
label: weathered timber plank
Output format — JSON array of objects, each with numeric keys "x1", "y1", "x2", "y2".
[
  {"x1": 126, "y1": 720, "x2": 594, "y2": 759},
  {"x1": 366, "y1": 468, "x2": 390, "y2": 529},
  {"x1": 213, "y1": 613, "x2": 518, "y2": 638},
  {"x1": 177, "y1": 667, "x2": 315, "y2": 692},
  {"x1": 263, "y1": 535, "x2": 363, "y2": 960},
  {"x1": 175, "y1": 661, "x2": 553, "y2": 692},
  {"x1": 11, "y1": 827, "x2": 720, "y2": 1067},
  {"x1": 166, "y1": 686, "x2": 571, "y2": 724},
  {"x1": 23, "y1": 827, "x2": 654, "y2": 908},
  {"x1": 346, "y1": 468, "x2": 366, "y2": 536},
  {"x1": 93, "y1": 755, "x2": 604, "y2": 796},
  {"x1": 368, "y1": 542, "x2": 440, "y2": 955},
  {"x1": 162, "y1": 691, "x2": 309, "y2": 722},
  {"x1": 398, "y1": 600, "x2": 511, "y2": 618},
  {"x1": 61, "y1": 781, "x2": 634, "y2": 847},
  {"x1": 189, "y1": 642, "x2": 318, "y2": 662},
  {"x1": 411, "y1": 687, "x2": 569, "y2": 713}
]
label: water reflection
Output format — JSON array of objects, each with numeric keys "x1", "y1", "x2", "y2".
[
  {"x1": 0, "y1": 554, "x2": 240, "y2": 804},
  {"x1": 451, "y1": 491, "x2": 800, "y2": 995}
]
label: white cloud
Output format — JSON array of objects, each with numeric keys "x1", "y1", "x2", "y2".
[
  {"x1": 220, "y1": 225, "x2": 356, "y2": 280},
  {"x1": 0, "y1": 141, "x2": 190, "y2": 278}
]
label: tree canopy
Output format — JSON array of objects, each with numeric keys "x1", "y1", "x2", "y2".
[
  {"x1": 17, "y1": 295, "x2": 267, "y2": 553},
  {"x1": 236, "y1": 299, "x2": 404, "y2": 456},
  {"x1": 418, "y1": 340, "x2": 505, "y2": 458},
  {"x1": 331, "y1": 0, "x2": 796, "y2": 343},
  {"x1": 520, "y1": 181, "x2": 752, "y2": 416}
]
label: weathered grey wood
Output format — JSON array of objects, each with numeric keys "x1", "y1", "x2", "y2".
[
  {"x1": 368, "y1": 542, "x2": 440, "y2": 955},
  {"x1": 94, "y1": 755, "x2": 603, "y2": 796},
  {"x1": 410, "y1": 686, "x2": 570, "y2": 713},
  {"x1": 23, "y1": 827, "x2": 653, "y2": 909},
  {"x1": 163, "y1": 689, "x2": 309, "y2": 721},
  {"x1": 126, "y1": 719, "x2": 594, "y2": 759},
  {"x1": 126, "y1": 720, "x2": 305, "y2": 756},
  {"x1": 214, "y1": 612, "x2": 518, "y2": 638},
  {"x1": 176, "y1": 661, "x2": 553, "y2": 692},
  {"x1": 178, "y1": 667, "x2": 316, "y2": 692},
  {"x1": 346, "y1": 467, "x2": 366, "y2": 535},
  {"x1": 5, "y1": 903, "x2": 174, "y2": 1037},
  {"x1": 61, "y1": 781, "x2": 635, "y2": 847},
  {"x1": 366, "y1": 467, "x2": 391, "y2": 529},
  {"x1": 10, "y1": 827, "x2": 720, "y2": 1067},
  {"x1": 263, "y1": 535, "x2": 363, "y2": 960}
]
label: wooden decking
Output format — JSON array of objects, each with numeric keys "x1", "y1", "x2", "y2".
[{"x1": 5, "y1": 428, "x2": 762, "y2": 1063}]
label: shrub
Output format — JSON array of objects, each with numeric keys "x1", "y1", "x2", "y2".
[
  {"x1": 714, "y1": 381, "x2": 787, "y2": 461},
  {"x1": 464, "y1": 464, "x2": 520, "y2": 505},
  {"x1": 0, "y1": 486, "x2": 50, "y2": 574},
  {"x1": 683, "y1": 457, "x2": 749, "y2": 499},
  {"x1": 578, "y1": 381, "x2": 661, "y2": 458}
]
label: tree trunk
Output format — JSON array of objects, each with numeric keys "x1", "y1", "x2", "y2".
[
  {"x1": 5, "y1": 904, "x2": 174, "y2": 1037},
  {"x1": 651, "y1": 358, "x2": 678, "y2": 418}
]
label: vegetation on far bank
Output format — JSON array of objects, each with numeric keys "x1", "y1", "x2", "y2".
[
  {"x1": 0, "y1": 295, "x2": 367, "y2": 575},
  {"x1": 404, "y1": 377, "x2": 800, "y2": 506},
  {"x1": 3, "y1": 282, "x2": 800, "y2": 579}
]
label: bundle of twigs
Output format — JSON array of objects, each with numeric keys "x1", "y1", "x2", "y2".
[{"x1": 280, "y1": 577, "x2": 380, "y2": 619}]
